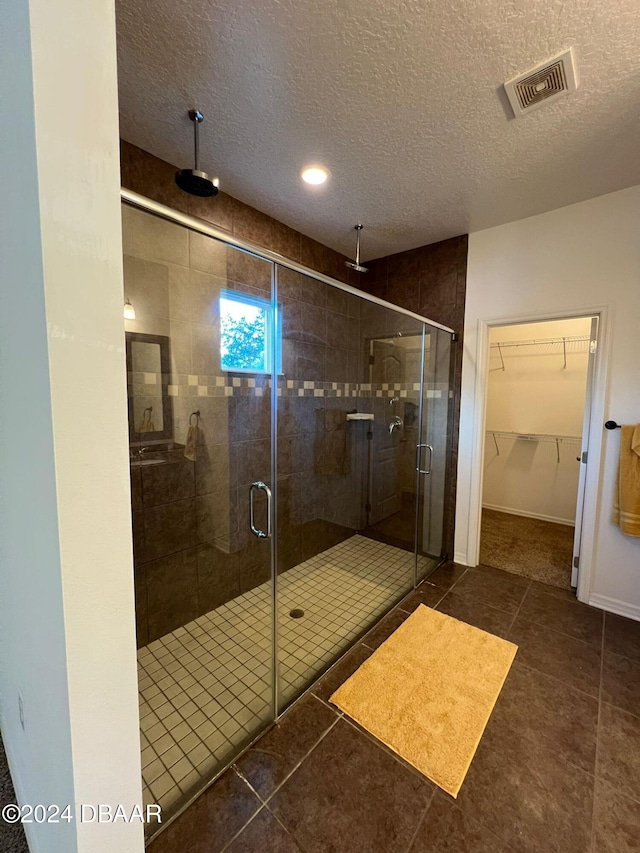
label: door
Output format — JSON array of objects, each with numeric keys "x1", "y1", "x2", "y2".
[
  {"x1": 195, "y1": 246, "x2": 277, "y2": 743},
  {"x1": 368, "y1": 339, "x2": 405, "y2": 523},
  {"x1": 571, "y1": 316, "x2": 599, "y2": 587},
  {"x1": 124, "y1": 200, "x2": 278, "y2": 833},
  {"x1": 273, "y1": 272, "x2": 424, "y2": 710},
  {"x1": 416, "y1": 324, "x2": 454, "y2": 581},
  {"x1": 365, "y1": 327, "x2": 427, "y2": 546}
]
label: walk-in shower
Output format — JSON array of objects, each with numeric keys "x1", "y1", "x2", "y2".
[{"x1": 122, "y1": 190, "x2": 454, "y2": 839}]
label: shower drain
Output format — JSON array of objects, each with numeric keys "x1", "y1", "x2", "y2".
[{"x1": 289, "y1": 608, "x2": 305, "y2": 619}]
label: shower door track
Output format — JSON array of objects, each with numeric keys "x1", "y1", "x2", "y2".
[{"x1": 120, "y1": 188, "x2": 455, "y2": 335}]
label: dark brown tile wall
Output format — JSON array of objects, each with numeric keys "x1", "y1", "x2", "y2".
[
  {"x1": 359, "y1": 236, "x2": 468, "y2": 558},
  {"x1": 121, "y1": 142, "x2": 468, "y2": 646},
  {"x1": 122, "y1": 143, "x2": 369, "y2": 647},
  {"x1": 121, "y1": 141, "x2": 354, "y2": 283},
  {"x1": 131, "y1": 384, "x2": 364, "y2": 648},
  {"x1": 277, "y1": 267, "x2": 369, "y2": 571}
]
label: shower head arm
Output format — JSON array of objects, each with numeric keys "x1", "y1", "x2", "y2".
[
  {"x1": 344, "y1": 224, "x2": 367, "y2": 273},
  {"x1": 188, "y1": 110, "x2": 204, "y2": 171},
  {"x1": 354, "y1": 224, "x2": 363, "y2": 266}
]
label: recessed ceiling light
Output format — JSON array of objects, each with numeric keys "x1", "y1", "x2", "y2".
[{"x1": 301, "y1": 166, "x2": 328, "y2": 185}]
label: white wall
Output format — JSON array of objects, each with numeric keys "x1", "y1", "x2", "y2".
[
  {"x1": 456, "y1": 185, "x2": 640, "y2": 618},
  {"x1": 0, "y1": 3, "x2": 77, "y2": 850},
  {"x1": 0, "y1": 1, "x2": 144, "y2": 851},
  {"x1": 483, "y1": 318, "x2": 591, "y2": 525}
]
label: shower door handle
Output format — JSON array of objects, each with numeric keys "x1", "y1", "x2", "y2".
[
  {"x1": 249, "y1": 481, "x2": 272, "y2": 539},
  {"x1": 416, "y1": 444, "x2": 433, "y2": 475}
]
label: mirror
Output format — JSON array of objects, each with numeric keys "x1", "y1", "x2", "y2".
[
  {"x1": 131, "y1": 340, "x2": 162, "y2": 373},
  {"x1": 126, "y1": 332, "x2": 173, "y2": 442}
]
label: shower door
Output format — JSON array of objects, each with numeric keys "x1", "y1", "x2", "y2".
[
  {"x1": 274, "y1": 264, "x2": 369, "y2": 709},
  {"x1": 366, "y1": 326, "x2": 426, "y2": 547},
  {"x1": 123, "y1": 202, "x2": 277, "y2": 833},
  {"x1": 416, "y1": 324, "x2": 453, "y2": 580},
  {"x1": 273, "y1": 268, "x2": 424, "y2": 710}
]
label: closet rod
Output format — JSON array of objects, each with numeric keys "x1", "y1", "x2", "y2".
[
  {"x1": 487, "y1": 430, "x2": 582, "y2": 463},
  {"x1": 486, "y1": 430, "x2": 582, "y2": 441},
  {"x1": 490, "y1": 334, "x2": 590, "y2": 370},
  {"x1": 489, "y1": 334, "x2": 590, "y2": 350}
]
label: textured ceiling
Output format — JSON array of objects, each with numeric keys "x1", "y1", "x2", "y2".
[{"x1": 116, "y1": 0, "x2": 640, "y2": 260}]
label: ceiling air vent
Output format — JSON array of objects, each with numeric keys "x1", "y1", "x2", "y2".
[{"x1": 504, "y1": 49, "x2": 578, "y2": 117}]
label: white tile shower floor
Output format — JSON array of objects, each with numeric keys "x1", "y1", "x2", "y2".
[{"x1": 137, "y1": 534, "x2": 426, "y2": 820}]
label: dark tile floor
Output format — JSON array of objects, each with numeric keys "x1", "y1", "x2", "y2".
[{"x1": 149, "y1": 563, "x2": 640, "y2": 853}]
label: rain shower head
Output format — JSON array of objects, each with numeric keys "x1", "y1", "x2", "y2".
[
  {"x1": 346, "y1": 260, "x2": 368, "y2": 273},
  {"x1": 345, "y1": 224, "x2": 368, "y2": 273},
  {"x1": 176, "y1": 168, "x2": 218, "y2": 197},
  {"x1": 175, "y1": 110, "x2": 220, "y2": 197}
]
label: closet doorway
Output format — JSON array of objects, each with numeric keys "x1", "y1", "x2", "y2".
[{"x1": 480, "y1": 316, "x2": 597, "y2": 590}]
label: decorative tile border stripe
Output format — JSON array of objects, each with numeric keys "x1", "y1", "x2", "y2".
[{"x1": 128, "y1": 373, "x2": 442, "y2": 400}]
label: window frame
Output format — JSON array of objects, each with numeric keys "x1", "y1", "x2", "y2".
[{"x1": 219, "y1": 289, "x2": 280, "y2": 375}]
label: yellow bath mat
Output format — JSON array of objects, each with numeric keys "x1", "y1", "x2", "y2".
[{"x1": 330, "y1": 604, "x2": 517, "y2": 797}]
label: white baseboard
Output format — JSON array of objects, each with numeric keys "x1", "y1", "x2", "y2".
[
  {"x1": 588, "y1": 593, "x2": 640, "y2": 623},
  {"x1": 453, "y1": 550, "x2": 472, "y2": 566},
  {"x1": 482, "y1": 503, "x2": 575, "y2": 527}
]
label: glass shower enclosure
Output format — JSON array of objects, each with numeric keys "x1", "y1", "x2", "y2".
[{"x1": 122, "y1": 191, "x2": 454, "y2": 838}]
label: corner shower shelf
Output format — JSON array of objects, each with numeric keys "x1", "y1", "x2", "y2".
[{"x1": 346, "y1": 413, "x2": 374, "y2": 421}]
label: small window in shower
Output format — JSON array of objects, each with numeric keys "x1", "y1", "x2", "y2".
[{"x1": 220, "y1": 290, "x2": 280, "y2": 373}]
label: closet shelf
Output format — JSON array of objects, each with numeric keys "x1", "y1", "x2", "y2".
[
  {"x1": 490, "y1": 334, "x2": 591, "y2": 370},
  {"x1": 490, "y1": 335, "x2": 590, "y2": 349},
  {"x1": 486, "y1": 430, "x2": 582, "y2": 462},
  {"x1": 486, "y1": 430, "x2": 581, "y2": 442}
]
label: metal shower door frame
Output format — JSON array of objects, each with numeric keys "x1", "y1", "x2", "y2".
[
  {"x1": 121, "y1": 189, "x2": 455, "y2": 334},
  {"x1": 413, "y1": 324, "x2": 455, "y2": 586},
  {"x1": 270, "y1": 267, "x2": 280, "y2": 720},
  {"x1": 121, "y1": 188, "x2": 455, "y2": 727},
  {"x1": 413, "y1": 326, "x2": 428, "y2": 587}
]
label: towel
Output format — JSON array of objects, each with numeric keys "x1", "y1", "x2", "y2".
[
  {"x1": 612, "y1": 424, "x2": 640, "y2": 537},
  {"x1": 314, "y1": 409, "x2": 350, "y2": 477},
  {"x1": 184, "y1": 425, "x2": 197, "y2": 462},
  {"x1": 137, "y1": 411, "x2": 155, "y2": 433}
]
